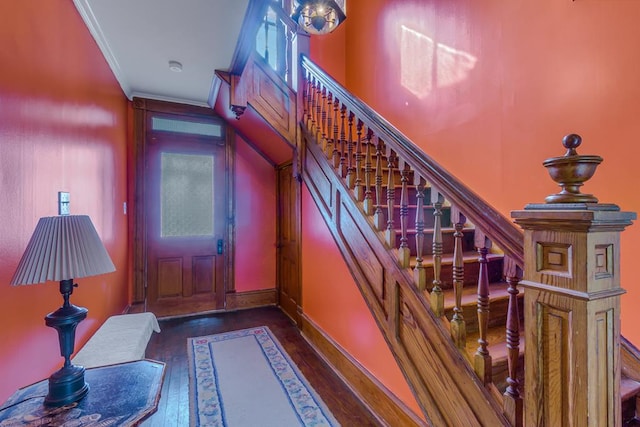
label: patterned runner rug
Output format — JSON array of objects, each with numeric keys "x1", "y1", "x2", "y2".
[{"x1": 188, "y1": 326, "x2": 341, "y2": 427}]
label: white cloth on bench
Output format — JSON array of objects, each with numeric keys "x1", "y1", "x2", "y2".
[{"x1": 72, "y1": 312, "x2": 161, "y2": 369}]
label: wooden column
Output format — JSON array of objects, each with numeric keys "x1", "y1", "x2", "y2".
[{"x1": 512, "y1": 205, "x2": 634, "y2": 426}]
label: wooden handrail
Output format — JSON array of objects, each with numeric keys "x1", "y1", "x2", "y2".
[{"x1": 300, "y1": 54, "x2": 524, "y2": 268}]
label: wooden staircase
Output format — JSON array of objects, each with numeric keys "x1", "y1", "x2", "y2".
[{"x1": 295, "y1": 54, "x2": 640, "y2": 425}]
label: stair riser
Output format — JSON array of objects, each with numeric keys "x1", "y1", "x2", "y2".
[
  {"x1": 395, "y1": 228, "x2": 475, "y2": 256},
  {"x1": 383, "y1": 205, "x2": 453, "y2": 229},
  {"x1": 423, "y1": 257, "x2": 504, "y2": 290}
]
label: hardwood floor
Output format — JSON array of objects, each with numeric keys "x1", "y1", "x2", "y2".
[{"x1": 140, "y1": 306, "x2": 381, "y2": 426}]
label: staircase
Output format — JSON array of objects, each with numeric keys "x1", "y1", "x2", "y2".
[{"x1": 294, "y1": 54, "x2": 640, "y2": 425}]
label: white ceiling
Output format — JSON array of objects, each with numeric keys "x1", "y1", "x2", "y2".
[{"x1": 73, "y1": 0, "x2": 251, "y2": 107}]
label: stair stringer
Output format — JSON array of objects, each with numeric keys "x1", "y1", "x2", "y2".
[{"x1": 301, "y1": 129, "x2": 509, "y2": 426}]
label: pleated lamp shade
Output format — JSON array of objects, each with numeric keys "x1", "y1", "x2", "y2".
[{"x1": 11, "y1": 215, "x2": 115, "y2": 286}]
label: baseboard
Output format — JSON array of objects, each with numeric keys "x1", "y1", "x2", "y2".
[
  {"x1": 300, "y1": 314, "x2": 427, "y2": 427},
  {"x1": 226, "y1": 288, "x2": 276, "y2": 310}
]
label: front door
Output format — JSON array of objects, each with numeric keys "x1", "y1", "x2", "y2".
[{"x1": 145, "y1": 114, "x2": 227, "y2": 317}]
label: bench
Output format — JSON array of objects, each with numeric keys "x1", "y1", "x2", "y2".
[{"x1": 71, "y1": 313, "x2": 161, "y2": 369}]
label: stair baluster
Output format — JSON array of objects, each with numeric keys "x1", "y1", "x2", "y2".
[
  {"x1": 338, "y1": 105, "x2": 347, "y2": 176},
  {"x1": 398, "y1": 161, "x2": 410, "y2": 268},
  {"x1": 324, "y1": 93, "x2": 333, "y2": 157},
  {"x1": 373, "y1": 137, "x2": 385, "y2": 230},
  {"x1": 503, "y1": 259, "x2": 523, "y2": 427},
  {"x1": 309, "y1": 77, "x2": 317, "y2": 133},
  {"x1": 332, "y1": 98, "x2": 340, "y2": 167},
  {"x1": 451, "y1": 210, "x2": 467, "y2": 349},
  {"x1": 346, "y1": 112, "x2": 355, "y2": 188},
  {"x1": 354, "y1": 120, "x2": 364, "y2": 201},
  {"x1": 363, "y1": 128, "x2": 374, "y2": 215},
  {"x1": 315, "y1": 81, "x2": 322, "y2": 141},
  {"x1": 385, "y1": 149, "x2": 397, "y2": 247},
  {"x1": 320, "y1": 87, "x2": 328, "y2": 153},
  {"x1": 430, "y1": 191, "x2": 445, "y2": 317},
  {"x1": 413, "y1": 177, "x2": 426, "y2": 290},
  {"x1": 474, "y1": 234, "x2": 492, "y2": 385}
]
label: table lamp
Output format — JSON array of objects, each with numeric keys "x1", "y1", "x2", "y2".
[{"x1": 10, "y1": 215, "x2": 115, "y2": 407}]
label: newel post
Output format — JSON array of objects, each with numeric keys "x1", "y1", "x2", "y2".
[{"x1": 511, "y1": 134, "x2": 635, "y2": 426}]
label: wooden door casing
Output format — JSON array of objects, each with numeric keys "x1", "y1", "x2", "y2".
[
  {"x1": 132, "y1": 99, "x2": 233, "y2": 318},
  {"x1": 277, "y1": 163, "x2": 301, "y2": 324}
]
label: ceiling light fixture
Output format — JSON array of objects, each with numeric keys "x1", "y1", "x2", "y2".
[
  {"x1": 291, "y1": 0, "x2": 346, "y2": 35},
  {"x1": 168, "y1": 60, "x2": 183, "y2": 72}
]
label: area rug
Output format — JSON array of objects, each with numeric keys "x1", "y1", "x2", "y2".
[{"x1": 188, "y1": 326, "x2": 341, "y2": 427}]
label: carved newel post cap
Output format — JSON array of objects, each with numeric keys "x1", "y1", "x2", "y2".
[{"x1": 542, "y1": 134, "x2": 603, "y2": 204}]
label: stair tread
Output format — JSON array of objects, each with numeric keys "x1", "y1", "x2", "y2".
[{"x1": 464, "y1": 322, "x2": 526, "y2": 361}]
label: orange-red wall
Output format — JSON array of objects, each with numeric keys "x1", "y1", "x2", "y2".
[
  {"x1": 0, "y1": 1, "x2": 129, "y2": 401},
  {"x1": 234, "y1": 135, "x2": 277, "y2": 292},
  {"x1": 335, "y1": 0, "x2": 640, "y2": 344}
]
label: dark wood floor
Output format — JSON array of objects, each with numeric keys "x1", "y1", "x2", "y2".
[{"x1": 140, "y1": 306, "x2": 381, "y2": 426}]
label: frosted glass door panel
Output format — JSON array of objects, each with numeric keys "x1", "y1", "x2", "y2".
[{"x1": 160, "y1": 153, "x2": 214, "y2": 237}]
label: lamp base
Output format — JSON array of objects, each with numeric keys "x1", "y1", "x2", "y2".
[{"x1": 44, "y1": 364, "x2": 89, "y2": 407}]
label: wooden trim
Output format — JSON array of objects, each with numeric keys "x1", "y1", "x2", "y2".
[
  {"x1": 225, "y1": 126, "x2": 237, "y2": 295},
  {"x1": 299, "y1": 55, "x2": 524, "y2": 268},
  {"x1": 300, "y1": 314, "x2": 427, "y2": 427},
  {"x1": 225, "y1": 289, "x2": 277, "y2": 310}
]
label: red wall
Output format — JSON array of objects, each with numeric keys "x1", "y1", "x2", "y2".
[
  {"x1": 334, "y1": 0, "x2": 640, "y2": 344},
  {"x1": 234, "y1": 135, "x2": 277, "y2": 292},
  {"x1": 0, "y1": 1, "x2": 129, "y2": 401}
]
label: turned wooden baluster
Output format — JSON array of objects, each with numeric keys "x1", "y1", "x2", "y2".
[
  {"x1": 430, "y1": 190, "x2": 445, "y2": 317},
  {"x1": 450, "y1": 209, "x2": 467, "y2": 349},
  {"x1": 315, "y1": 82, "x2": 322, "y2": 140},
  {"x1": 373, "y1": 137, "x2": 385, "y2": 230},
  {"x1": 474, "y1": 233, "x2": 492, "y2": 385},
  {"x1": 385, "y1": 149, "x2": 397, "y2": 247},
  {"x1": 324, "y1": 93, "x2": 333, "y2": 157},
  {"x1": 309, "y1": 78, "x2": 317, "y2": 132},
  {"x1": 413, "y1": 177, "x2": 426, "y2": 290},
  {"x1": 302, "y1": 71, "x2": 313, "y2": 129},
  {"x1": 503, "y1": 258, "x2": 523, "y2": 427},
  {"x1": 331, "y1": 98, "x2": 340, "y2": 166},
  {"x1": 320, "y1": 87, "x2": 328, "y2": 153},
  {"x1": 338, "y1": 105, "x2": 347, "y2": 175},
  {"x1": 363, "y1": 129, "x2": 374, "y2": 215},
  {"x1": 354, "y1": 120, "x2": 364, "y2": 201},
  {"x1": 346, "y1": 112, "x2": 356, "y2": 189},
  {"x1": 398, "y1": 161, "x2": 410, "y2": 268}
]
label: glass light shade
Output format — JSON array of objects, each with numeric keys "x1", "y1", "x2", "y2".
[
  {"x1": 291, "y1": 0, "x2": 346, "y2": 35},
  {"x1": 11, "y1": 215, "x2": 115, "y2": 286}
]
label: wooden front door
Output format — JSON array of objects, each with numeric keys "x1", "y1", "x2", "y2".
[
  {"x1": 277, "y1": 163, "x2": 301, "y2": 324},
  {"x1": 145, "y1": 114, "x2": 227, "y2": 317}
]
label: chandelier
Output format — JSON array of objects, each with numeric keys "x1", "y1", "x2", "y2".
[{"x1": 291, "y1": 0, "x2": 347, "y2": 35}]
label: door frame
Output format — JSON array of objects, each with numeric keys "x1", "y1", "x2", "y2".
[
  {"x1": 276, "y1": 161, "x2": 302, "y2": 324},
  {"x1": 132, "y1": 98, "x2": 236, "y2": 309}
]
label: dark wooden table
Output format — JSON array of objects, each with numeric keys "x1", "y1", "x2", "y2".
[{"x1": 0, "y1": 359, "x2": 165, "y2": 426}]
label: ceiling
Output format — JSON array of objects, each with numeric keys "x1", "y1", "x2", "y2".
[{"x1": 73, "y1": 0, "x2": 251, "y2": 107}]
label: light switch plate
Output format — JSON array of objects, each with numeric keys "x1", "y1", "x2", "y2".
[{"x1": 58, "y1": 192, "x2": 70, "y2": 215}]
